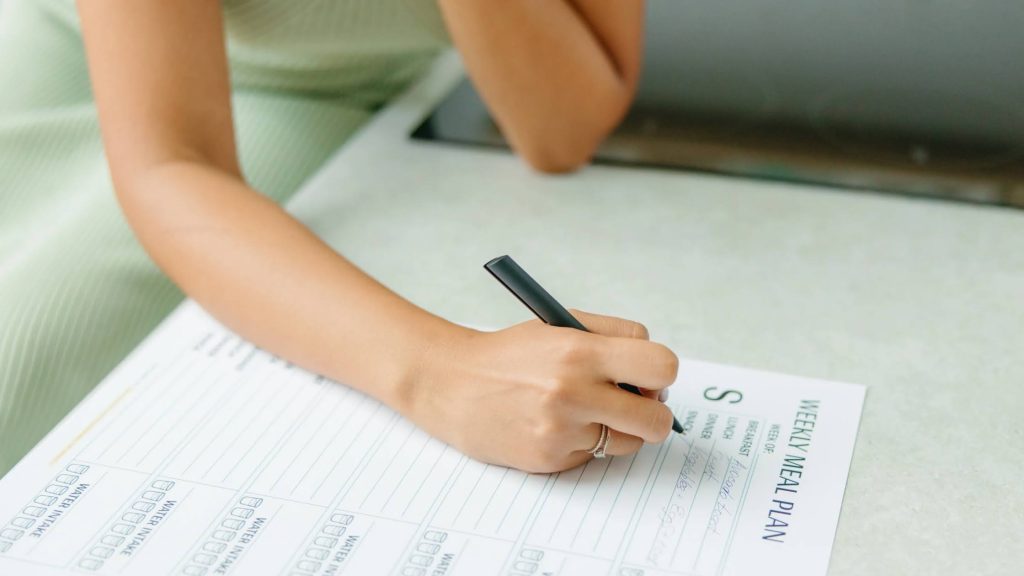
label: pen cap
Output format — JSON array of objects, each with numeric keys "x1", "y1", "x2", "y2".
[{"x1": 484, "y1": 256, "x2": 588, "y2": 331}]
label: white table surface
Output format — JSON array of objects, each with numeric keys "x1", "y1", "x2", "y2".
[{"x1": 286, "y1": 52, "x2": 1024, "y2": 575}]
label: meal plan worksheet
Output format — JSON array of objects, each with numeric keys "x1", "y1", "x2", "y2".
[{"x1": 0, "y1": 302, "x2": 864, "y2": 576}]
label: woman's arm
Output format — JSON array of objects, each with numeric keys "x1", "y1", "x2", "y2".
[
  {"x1": 77, "y1": 0, "x2": 445, "y2": 411},
  {"x1": 439, "y1": 0, "x2": 644, "y2": 172},
  {"x1": 77, "y1": 0, "x2": 676, "y2": 473}
]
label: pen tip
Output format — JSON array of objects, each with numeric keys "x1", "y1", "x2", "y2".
[{"x1": 672, "y1": 417, "x2": 684, "y2": 434}]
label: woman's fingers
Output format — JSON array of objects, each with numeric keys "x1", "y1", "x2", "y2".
[
  {"x1": 572, "y1": 423, "x2": 645, "y2": 458},
  {"x1": 641, "y1": 387, "x2": 665, "y2": 402},
  {"x1": 593, "y1": 335, "x2": 679, "y2": 391},
  {"x1": 570, "y1": 309, "x2": 649, "y2": 340},
  {"x1": 579, "y1": 384, "x2": 676, "y2": 443},
  {"x1": 604, "y1": 428, "x2": 645, "y2": 456},
  {"x1": 550, "y1": 329, "x2": 676, "y2": 442}
]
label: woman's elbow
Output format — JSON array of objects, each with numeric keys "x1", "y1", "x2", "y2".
[
  {"x1": 517, "y1": 142, "x2": 595, "y2": 174},
  {"x1": 511, "y1": 100, "x2": 630, "y2": 174},
  {"x1": 512, "y1": 126, "x2": 609, "y2": 174}
]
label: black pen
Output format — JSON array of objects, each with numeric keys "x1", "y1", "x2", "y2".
[{"x1": 484, "y1": 255, "x2": 684, "y2": 434}]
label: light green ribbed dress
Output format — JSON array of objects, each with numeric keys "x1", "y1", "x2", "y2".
[{"x1": 0, "y1": 0, "x2": 449, "y2": 476}]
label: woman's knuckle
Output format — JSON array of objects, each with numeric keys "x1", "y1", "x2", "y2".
[
  {"x1": 531, "y1": 420, "x2": 553, "y2": 443},
  {"x1": 538, "y1": 377, "x2": 574, "y2": 409},
  {"x1": 653, "y1": 344, "x2": 679, "y2": 381},
  {"x1": 629, "y1": 321, "x2": 650, "y2": 340},
  {"x1": 554, "y1": 332, "x2": 591, "y2": 365},
  {"x1": 533, "y1": 418, "x2": 563, "y2": 442},
  {"x1": 665, "y1": 350, "x2": 680, "y2": 380},
  {"x1": 647, "y1": 407, "x2": 673, "y2": 441}
]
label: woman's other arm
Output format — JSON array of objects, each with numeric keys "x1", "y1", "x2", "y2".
[{"x1": 439, "y1": 0, "x2": 644, "y2": 172}]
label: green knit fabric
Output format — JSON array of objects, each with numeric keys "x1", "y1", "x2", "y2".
[{"x1": 0, "y1": 0, "x2": 447, "y2": 476}]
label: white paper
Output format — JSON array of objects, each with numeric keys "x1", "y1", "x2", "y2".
[{"x1": 0, "y1": 302, "x2": 864, "y2": 576}]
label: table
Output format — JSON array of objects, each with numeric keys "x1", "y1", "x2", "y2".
[{"x1": 286, "y1": 52, "x2": 1024, "y2": 574}]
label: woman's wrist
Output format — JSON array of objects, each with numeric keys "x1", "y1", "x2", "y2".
[{"x1": 384, "y1": 312, "x2": 479, "y2": 419}]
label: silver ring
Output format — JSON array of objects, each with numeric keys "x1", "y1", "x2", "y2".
[{"x1": 587, "y1": 424, "x2": 610, "y2": 459}]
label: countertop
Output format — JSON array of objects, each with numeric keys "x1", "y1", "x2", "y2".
[{"x1": 286, "y1": 52, "x2": 1024, "y2": 574}]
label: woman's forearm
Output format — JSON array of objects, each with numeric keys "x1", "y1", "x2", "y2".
[
  {"x1": 122, "y1": 161, "x2": 463, "y2": 412},
  {"x1": 439, "y1": 0, "x2": 644, "y2": 172},
  {"x1": 76, "y1": 1, "x2": 460, "y2": 409}
]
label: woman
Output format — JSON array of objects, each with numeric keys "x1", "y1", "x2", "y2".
[{"x1": 0, "y1": 0, "x2": 678, "y2": 476}]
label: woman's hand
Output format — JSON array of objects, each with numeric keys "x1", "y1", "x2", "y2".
[{"x1": 405, "y1": 311, "x2": 678, "y2": 473}]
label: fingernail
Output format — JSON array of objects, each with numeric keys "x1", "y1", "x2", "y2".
[{"x1": 658, "y1": 389, "x2": 670, "y2": 402}]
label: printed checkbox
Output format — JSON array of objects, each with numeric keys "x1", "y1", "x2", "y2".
[
  {"x1": 231, "y1": 507, "x2": 253, "y2": 519},
  {"x1": 194, "y1": 553, "x2": 217, "y2": 565},
  {"x1": 66, "y1": 464, "x2": 89, "y2": 474},
  {"x1": 78, "y1": 558, "x2": 102, "y2": 570},
  {"x1": 90, "y1": 546, "x2": 114, "y2": 559},
  {"x1": 0, "y1": 541, "x2": 12, "y2": 553},
  {"x1": 22, "y1": 506, "x2": 46, "y2": 517},
  {"x1": 151, "y1": 480, "x2": 175, "y2": 491},
  {"x1": 0, "y1": 529, "x2": 23, "y2": 541},
  {"x1": 330, "y1": 513, "x2": 353, "y2": 525},
  {"x1": 34, "y1": 496, "x2": 57, "y2": 506},
  {"x1": 111, "y1": 523, "x2": 135, "y2": 535},
  {"x1": 212, "y1": 530, "x2": 236, "y2": 542},
  {"x1": 44, "y1": 485, "x2": 68, "y2": 496},
  {"x1": 203, "y1": 542, "x2": 226, "y2": 554},
  {"x1": 239, "y1": 497, "x2": 263, "y2": 507},
  {"x1": 422, "y1": 530, "x2": 447, "y2": 543},
  {"x1": 519, "y1": 549, "x2": 543, "y2": 561},
  {"x1": 55, "y1": 474, "x2": 79, "y2": 485},
  {"x1": 133, "y1": 502, "x2": 156, "y2": 513},
  {"x1": 513, "y1": 561, "x2": 537, "y2": 573},
  {"x1": 101, "y1": 535, "x2": 125, "y2": 547},
  {"x1": 416, "y1": 543, "x2": 439, "y2": 554},
  {"x1": 10, "y1": 518, "x2": 34, "y2": 529},
  {"x1": 305, "y1": 548, "x2": 329, "y2": 561},
  {"x1": 142, "y1": 491, "x2": 165, "y2": 502},
  {"x1": 182, "y1": 566, "x2": 207, "y2": 576},
  {"x1": 122, "y1": 512, "x2": 145, "y2": 524},
  {"x1": 221, "y1": 519, "x2": 245, "y2": 530},
  {"x1": 401, "y1": 568, "x2": 425, "y2": 576},
  {"x1": 321, "y1": 525, "x2": 346, "y2": 537},
  {"x1": 313, "y1": 536, "x2": 337, "y2": 548},
  {"x1": 409, "y1": 554, "x2": 432, "y2": 567},
  {"x1": 296, "y1": 560, "x2": 321, "y2": 572}
]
